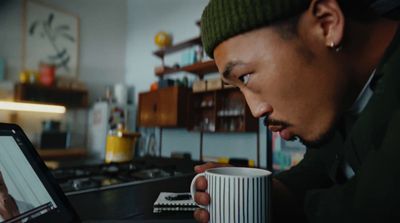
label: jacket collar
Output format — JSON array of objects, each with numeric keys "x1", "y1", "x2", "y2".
[{"x1": 343, "y1": 25, "x2": 400, "y2": 171}]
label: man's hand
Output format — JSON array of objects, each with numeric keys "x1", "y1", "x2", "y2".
[
  {"x1": 0, "y1": 171, "x2": 20, "y2": 220},
  {"x1": 193, "y1": 162, "x2": 232, "y2": 223}
]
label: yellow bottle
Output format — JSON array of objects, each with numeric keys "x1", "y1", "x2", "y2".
[{"x1": 19, "y1": 70, "x2": 29, "y2": 83}]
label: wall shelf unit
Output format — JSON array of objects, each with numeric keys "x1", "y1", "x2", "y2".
[
  {"x1": 14, "y1": 83, "x2": 89, "y2": 108},
  {"x1": 190, "y1": 88, "x2": 258, "y2": 133},
  {"x1": 153, "y1": 36, "x2": 218, "y2": 78},
  {"x1": 153, "y1": 36, "x2": 202, "y2": 59},
  {"x1": 155, "y1": 60, "x2": 218, "y2": 78}
]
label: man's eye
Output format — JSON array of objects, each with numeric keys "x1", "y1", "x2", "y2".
[{"x1": 239, "y1": 74, "x2": 251, "y2": 85}]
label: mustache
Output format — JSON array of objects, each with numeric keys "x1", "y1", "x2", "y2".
[{"x1": 263, "y1": 117, "x2": 291, "y2": 128}]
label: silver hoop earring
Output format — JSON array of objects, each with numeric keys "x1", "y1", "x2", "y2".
[
  {"x1": 329, "y1": 42, "x2": 342, "y2": 52},
  {"x1": 335, "y1": 45, "x2": 343, "y2": 52}
]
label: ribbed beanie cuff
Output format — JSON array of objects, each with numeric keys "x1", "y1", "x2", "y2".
[{"x1": 201, "y1": 0, "x2": 310, "y2": 58}]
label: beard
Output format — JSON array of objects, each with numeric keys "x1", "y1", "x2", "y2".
[
  {"x1": 263, "y1": 114, "x2": 340, "y2": 148},
  {"x1": 297, "y1": 121, "x2": 338, "y2": 148}
]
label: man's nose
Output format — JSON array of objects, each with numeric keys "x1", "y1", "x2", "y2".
[{"x1": 242, "y1": 90, "x2": 272, "y2": 118}]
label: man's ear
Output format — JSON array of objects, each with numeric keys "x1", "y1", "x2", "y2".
[{"x1": 309, "y1": 0, "x2": 345, "y2": 48}]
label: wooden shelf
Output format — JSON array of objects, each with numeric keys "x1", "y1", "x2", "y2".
[
  {"x1": 38, "y1": 148, "x2": 87, "y2": 160},
  {"x1": 217, "y1": 114, "x2": 245, "y2": 117},
  {"x1": 190, "y1": 128, "x2": 255, "y2": 133},
  {"x1": 195, "y1": 105, "x2": 215, "y2": 109},
  {"x1": 155, "y1": 60, "x2": 218, "y2": 78},
  {"x1": 183, "y1": 60, "x2": 218, "y2": 75},
  {"x1": 14, "y1": 83, "x2": 89, "y2": 108},
  {"x1": 153, "y1": 36, "x2": 202, "y2": 58}
]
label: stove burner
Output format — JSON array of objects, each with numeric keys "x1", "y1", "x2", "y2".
[
  {"x1": 132, "y1": 168, "x2": 171, "y2": 179},
  {"x1": 52, "y1": 161, "x2": 184, "y2": 193},
  {"x1": 72, "y1": 178, "x2": 101, "y2": 191}
]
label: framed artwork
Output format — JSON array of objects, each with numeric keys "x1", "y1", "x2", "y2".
[{"x1": 22, "y1": 0, "x2": 80, "y2": 78}]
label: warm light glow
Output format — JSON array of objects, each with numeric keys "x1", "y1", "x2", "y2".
[{"x1": 0, "y1": 101, "x2": 66, "y2": 114}]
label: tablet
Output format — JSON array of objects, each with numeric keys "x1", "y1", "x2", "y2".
[{"x1": 0, "y1": 123, "x2": 80, "y2": 223}]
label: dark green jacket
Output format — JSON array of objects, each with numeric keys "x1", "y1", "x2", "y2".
[{"x1": 276, "y1": 28, "x2": 400, "y2": 223}]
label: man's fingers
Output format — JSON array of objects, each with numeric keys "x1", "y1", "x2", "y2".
[
  {"x1": 194, "y1": 162, "x2": 231, "y2": 173},
  {"x1": 195, "y1": 176, "x2": 207, "y2": 191},
  {"x1": 194, "y1": 162, "x2": 217, "y2": 173},
  {"x1": 193, "y1": 208, "x2": 210, "y2": 223},
  {"x1": 194, "y1": 192, "x2": 210, "y2": 205},
  {"x1": 192, "y1": 162, "x2": 231, "y2": 223}
]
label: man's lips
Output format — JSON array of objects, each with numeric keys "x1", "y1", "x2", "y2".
[
  {"x1": 268, "y1": 125, "x2": 295, "y2": 140},
  {"x1": 279, "y1": 129, "x2": 294, "y2": 141},
  {"x1": 264, "y1": 117, "x2": 295, "y2": 140},
  {"x1": 268, "y1": 125, "x2": 285, "y2": 132}
]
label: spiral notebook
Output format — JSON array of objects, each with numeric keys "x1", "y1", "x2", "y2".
[{"x1": 153, "y1": 192, "x2": 198, "y2": 213}]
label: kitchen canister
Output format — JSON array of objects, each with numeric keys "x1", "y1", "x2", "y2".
[{"x1": 105, "y1": 124, "x2": 140, "y2": 163}]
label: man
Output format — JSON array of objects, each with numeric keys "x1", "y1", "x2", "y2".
[
  {"x1": 0, "y1": 171, "x2": 33, "y2": 222},
  {"x1": 0, "y1": 170, "x2": 20, "y2": 221},
  {"x1": 193, "y1": 0, "x2": 400, "y2": 222}
]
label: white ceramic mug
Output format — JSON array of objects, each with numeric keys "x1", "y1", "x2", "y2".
[{"x1": 190, "y1": 167, "x2": 271, "y2": 223}]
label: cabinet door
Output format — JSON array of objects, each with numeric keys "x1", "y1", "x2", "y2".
[
  {"x1": 157, "y1": 87, "x2": 179, "y2": 127},
  {"x1": 138, "y1": 91, "x2": 158, "y2": 127}
]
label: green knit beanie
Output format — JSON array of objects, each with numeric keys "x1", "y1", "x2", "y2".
[{"x1": 201, "y1": 0, "x2": 311, "y2": 58}]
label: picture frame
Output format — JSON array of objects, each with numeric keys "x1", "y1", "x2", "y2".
[{"x1": 22, "y1": 0, "x2": 80, "y2": 78}]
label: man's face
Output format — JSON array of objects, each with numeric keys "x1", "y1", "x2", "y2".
[{"x1": 214, "y1": 25, "x2": 352, "y2": 147}]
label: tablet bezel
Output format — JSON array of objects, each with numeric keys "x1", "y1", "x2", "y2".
[{"x1": 0, "y1": 123, "x2": 81, "y2": 223}]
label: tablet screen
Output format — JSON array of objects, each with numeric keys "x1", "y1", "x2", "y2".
[{"x1": 0, "y1": 125, "x2": 79, "y2": 223}]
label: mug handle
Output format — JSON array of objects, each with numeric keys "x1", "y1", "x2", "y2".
[{"x1": 190, "y1": 173, "x2": 207, "y2": 209}]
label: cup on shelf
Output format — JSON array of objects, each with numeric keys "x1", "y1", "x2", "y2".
[{"x1": 39, "y1": 63, "x2": 56, "y2": 86}]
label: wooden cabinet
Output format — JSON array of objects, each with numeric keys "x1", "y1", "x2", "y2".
[
  {"x1": 138, "y1": 91, "x2": 158, "y2": 126},
  {"x1": 14, "y1": 83, "x2": 88, "y2": 108},
  {"x1": 190, "y1": 88, "x2": 258, "y2": 132},
  {"x1": 216, "y1": 89, "x2": 258, "y2": 132},
  {"x1": 138, "y1": 86, "x2": 189, "y2": 127},
  {"x1": 190, "y1": 91, "x2": 216, "y2": 131},
  {"x1": 158, "y1": 87, "x2": 182, "y2": 126}
]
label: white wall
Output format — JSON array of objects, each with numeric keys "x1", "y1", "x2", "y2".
[
  {"x1": 0, "y1": 0, "x2": 22, "y2": 81},
  {"x1": 0, "y1": 0, "x2": 128, "y2": 103},
  {"x1": 45, "y1": 0, "x2": 128, "y2": 103},
  {"x1": 126, "y1": 0, "x2": 206, "y2": 96},
  {"x1": 125, "y1": 0, "x2": 269, "y2": 167},
  {"x1": 0, "y1": 0, "x2": 128, "y2": 147}
]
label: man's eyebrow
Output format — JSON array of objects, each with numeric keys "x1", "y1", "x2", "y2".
[{"x1": 222, "y1": 61, "x2": 244, "y2": 79}]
